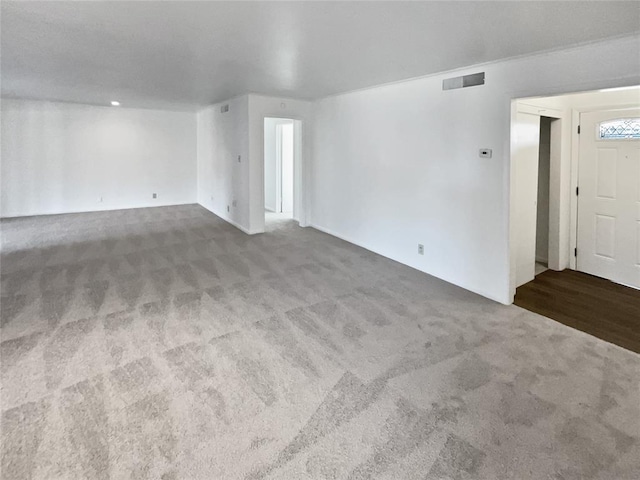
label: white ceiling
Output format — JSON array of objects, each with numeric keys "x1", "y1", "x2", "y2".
[{"x1": 2, "y1": 1, "x2": 639, "y2": 110}]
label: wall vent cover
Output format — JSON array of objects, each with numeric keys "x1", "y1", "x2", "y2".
[
  {"x1": 220, "y1": 104, "x2": 230, "y2": 113},
  {"x1": 443, "y1": 72, "x2": 485, "y2": 90}
]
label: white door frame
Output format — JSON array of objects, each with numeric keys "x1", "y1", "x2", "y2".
[
  {"x1": 261, "y1": 115, "x2": 305, "y2": 228},
  {"x1": 509, "y1": 101, "x2": 563, "y2": 299},
  {"x1": 279, "y1": 122, "x2": 295, "y2": 214},
  {"x1": 275, "y1": 122, "x2": 284, "y2": 213}
]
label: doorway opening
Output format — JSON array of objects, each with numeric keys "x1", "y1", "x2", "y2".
[
  {"x1": 509, "y1": 86, "x2": 640, "y2": 352},
  {"x1": 534, "y1": 116, "x2": 553, "y2": 277},
  {"x1": 510, "y1": 86, "x2": 640, "y2": 300},
  {"x1": 512, "y1": 107, "x2": 562, "y2": 289},
  {"x1": 263, "y1": 117, "x2": 301, "y2": 230}
]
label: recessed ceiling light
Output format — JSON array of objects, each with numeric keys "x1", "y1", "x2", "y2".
[{"x1": 110, "y1": 101, "x2": 120, "y2": 106}]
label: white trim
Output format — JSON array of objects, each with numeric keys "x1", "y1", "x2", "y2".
[
  {"x1": 197, "y1": 202, "x2": 257, "y2": 235},
  {"x1": 3, "y1": 95, "x2": 196, "y2": 113},
  {"x1": 317, "y1": 34, "x2": 640, "y2": 102},
  {"x1": 310, "y1": 223, "x2": 508, "y2": 305},
  {"x1": 224, "y1": 217, "x2": 258, "y2": 235},
  {"x1": 509, "y1": 102, "x2": 567, "y2": 300},
  {"x1": 516, "y1": 102, "x2": 563, "y2": 118},
  {"x1": 570, "y1": 109, "x2": 581, "y2": 271},
  {"x1": 548, "y1": 117, "x2": 563, "y2": 272},
  {"x1": 0, "y1": 201, "x2": 196, "y2": 219}
]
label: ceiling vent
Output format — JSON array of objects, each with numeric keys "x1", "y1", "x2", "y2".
[
  {"x1": 442, "y1": 72, "x2": 485, "y2": 90},
  {"x1": 220, "y1": 104, "x2": 230, "y2": 113}
]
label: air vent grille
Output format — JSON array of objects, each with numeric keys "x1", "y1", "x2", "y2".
[{"x1": 443, "y1": 72, "x2": 485, "y2": 90}]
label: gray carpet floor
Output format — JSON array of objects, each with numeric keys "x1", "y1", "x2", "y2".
[{"x1": 1, "y1": 204, "x2": 639, "y2": 479}]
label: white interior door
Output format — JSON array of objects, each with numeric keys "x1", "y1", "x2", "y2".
[
  {"x1": 577, "y1": 109, "x2": 640, "y2": 288},
  {"x1": 514, "y1": 112, "x2": 541, "y2": 287}
]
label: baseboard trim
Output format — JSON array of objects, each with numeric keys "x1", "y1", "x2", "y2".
[
  {"x1": 309, "y1": 222, "x2": 509, "y2": 305},
  {"x1": 197, "y1": 202, "x2": 257, "y2": 235},
  {"x1": 309, "y1": 223, "x2": 381, "y2": 256},
  {"x1": 225, "y1": 217, "x2": 256, "y2": 235},
  {"x1": 1, "y1": 201, "x2": 196, "y2": 220}
]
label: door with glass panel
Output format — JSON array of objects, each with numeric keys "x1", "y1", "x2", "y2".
[{"x1": 577, "y1": 109, "x2": 640, "y2": 288}]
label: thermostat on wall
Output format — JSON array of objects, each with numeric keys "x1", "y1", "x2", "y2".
[{"x1": 479, "y1": 148, "x2": 492, "y2": 158}]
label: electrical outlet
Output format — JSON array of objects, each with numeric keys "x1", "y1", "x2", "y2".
[
  {"x1": 237, "y1": 155, "x2": 241, "y2": 163},
  {"x1": 227, "y1": 205, "x2": 230, "y2": 212},
  {"x1": 418, "y1": 244, "x2": 424, "y2": 255},
  {"x1": 152, "y1": 193, "x2": 157, "y2": 199}
]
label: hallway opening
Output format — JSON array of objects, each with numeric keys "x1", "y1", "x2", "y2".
[{"x1": 264, "y1": 118, "x2": 295, "y2": 228}]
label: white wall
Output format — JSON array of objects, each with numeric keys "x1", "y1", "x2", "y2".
[
  {"x1": 310, "y1": 35, "x2": 640, "y2": 304},
  {"x1": 512, "y1": 111, "x2": 541, "y2": 287},
  {"x1": 1, "y1": 99, "x2": 197, "y2": 217},
  {"x1": 197, "y1": 95, "x2": 251, "y2": 232},
  {"x1": 197, "y1": 94, "x2": 310, "y2": 234}
]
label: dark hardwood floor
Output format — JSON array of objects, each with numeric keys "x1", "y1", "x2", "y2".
[{"x1": 514, "y1": 269, "x2": 640, "y2": 354}]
